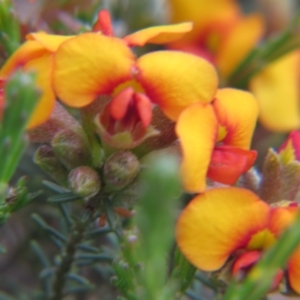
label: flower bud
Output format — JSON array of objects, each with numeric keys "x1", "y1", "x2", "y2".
[
  {"x1": 94, "y1": 103, "x2": 159, "y2": 150},
  {"x1": 260, "y1": 148, "x2": 281, "y2": 203},
  {"x1": 103, "y1": 151, "x2": 140, "y2": 189},
  {"x1": 68, "y1": 166, "x2": 101, "y2": 198},
  {"x1": 33, "y1": 145, "x2": 69, "y2": 186},
  {"x1": 260, "y1": 146, "x2": 300, "y2": 203},
  {"x1": 51, "y1": 130, "x2": 91, "y2": 170}
]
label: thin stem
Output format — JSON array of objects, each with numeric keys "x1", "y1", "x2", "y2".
[
  {"x1": 80, "y1": 108, "x2": 104, "y2": 168},
  {"x1": 49, "y1": 219, "x2": 88, "y2": 300}
]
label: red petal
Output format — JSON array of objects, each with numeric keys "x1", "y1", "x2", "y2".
[
  {"x1": 134, "y1": 92, "x2": 152, "y2": 127},
  {"x1": 207, "y1": 145, "x2": 257, "y2": 184},
  {"x1": 93, "y1": 10, "x2": 114, "y2": 36},
  {"x1": 110, "y1": 87, "x2": 134, "y2": 120},
  {"x1": 232, "y1": 251, "x2": 261, "y2": 276}
]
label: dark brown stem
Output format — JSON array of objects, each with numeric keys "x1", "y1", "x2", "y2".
[{"x1": 49, "y1": 220, "x2": 86, "y2": 300}]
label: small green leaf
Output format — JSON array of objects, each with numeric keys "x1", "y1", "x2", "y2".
[
  {"x1": 0, "y1": 72, "x2": 39, "y2": 202},
  {"x1": 0, "y1": 0, "x2": 20, "y2": 55},
  {"x1": 228, "y1": 9, "x2": 300, "y2": 88},
  {"x1": 171, "y1": 248, "x2": 197, "y2": 293}
]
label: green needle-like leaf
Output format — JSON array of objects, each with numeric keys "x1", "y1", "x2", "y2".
[
  {"x1": 0, "y1": 72, "x2": 39, "y2": 197},
  {"x1": 0, "y1": 0, "x2": 20, "y2": 55},
  {"x1": 228, "y1": 9, "x2": 300, "y2": 88}
]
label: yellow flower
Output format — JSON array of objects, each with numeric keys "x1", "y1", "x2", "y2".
[
  {"x1": 0, "y1": 32, "x2": 73, "y2": 128},
  {"x1": 168, "y1": 0, "x2": 264, "y2": 78},
  {"x1": 176, "y1": 88, "x2": 258, "y2": 192},
  {"x1": 176, "y1": 187, "x2": 300, "y2": 293},
  {"x1": 52, "y1": 12, "x2": 217, "y2": 122},
  {"x1": 168, "y1": 0, "x2": 300, "y2": 132}
]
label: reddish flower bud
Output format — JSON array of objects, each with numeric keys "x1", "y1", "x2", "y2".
[{"x1": 68, "y1": 166, "x2": 101, "y2": 198}]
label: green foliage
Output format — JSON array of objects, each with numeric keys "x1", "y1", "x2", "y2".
[
  {"x1": 1, "y1": 1, "x2": 300, "y2": 299},
  {"x1": 0, "y1": 177, "x2": 41, "y2": 224},
  {"x1": 0, "y1": 71, "x2": 39, "y2": 203},
  {"x1": 228, "y1": 9, "x2": 300, "y2": 88},
  {"x1": 30, "y1": 209, "x2": 113, "y2": 300},
  {"x1": 170, "y1": 248, "x2": 197, "y2": 293},
  {"x1": 0, "y1": 0, "x2": 20, "y2": 55},
  {"x1": 113, "y1": 154, "x2": 183, "y2": 300}
]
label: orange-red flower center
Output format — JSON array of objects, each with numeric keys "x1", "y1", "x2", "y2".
[{"x1": 109, "y1": 87, "x2": 152, "y2": 128}]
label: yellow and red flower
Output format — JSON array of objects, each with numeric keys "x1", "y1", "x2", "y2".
[
  {"x1": 0, "y1": 32, "x2": 73, "y2": 128},
  {"x1": 168, "y1": 0, "x2": 300, "y2": 132},
  {"x1": 175, "y1": 88, "x2": 258, "y2": 193},
  {"x1": 51, "y1": 11, "x2": 219, "y2": 148},
  {"x1": 0, "y1": 10, "x2": 197, "y2": 131},
  {"x1": 176, "y1": 187, "x2": 300, "y2": 293},
  {"x1": 50, "y1": 11, "x2": 259, "y2": 181},
  {"x1": 52, "y1": 17, "x2": 216, "y2": 120},
  {"x1": 168, "y1": 0, "x2": 264, "y2": 78}
]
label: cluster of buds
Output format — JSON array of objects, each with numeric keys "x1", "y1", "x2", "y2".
[{"x1": 32, "y1": 103, "x2": 140, "y2": 207}]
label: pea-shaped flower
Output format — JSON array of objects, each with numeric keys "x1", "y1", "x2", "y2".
[{"x1": 176, "y1": 187, "x2": 300, "y2": 293}]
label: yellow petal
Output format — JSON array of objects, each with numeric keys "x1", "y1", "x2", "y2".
[
  {"x1": 169, "y1": 0, "x2": 240, "y2": 42},
  {"x1": 124, "y1": 22, "x2": 193, "y2": 46},
  {"x1": 24, "y1": 53, "x2": 56, "y2": 129},
  {"x1": 0, "y1": 40, "x2": 46, "y2": 77},
  {"x1": 250, "y1": 51, "x2": 300, "y2": 132},
  {"x1": 213, "y1": 88, "x2": 258, "y2": 149},
  {"x1": 26, "y1": 31, "x2": 74, "y2": 52},
  {"x1": 137, "y1": 51, "x2": 218, "y2": 120},
  {"x1": 176, "y1": 187, "x2": 270, "y2": 271},
  {"x1": 53, "y1": 33, "x2": 135, "y2": 107},
  {"x1": 175, "y1": 103, "x2": 218, "y2": 192},
  {"x1": 216, "y1": 14, "x2": 264, "y2": 78}
]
